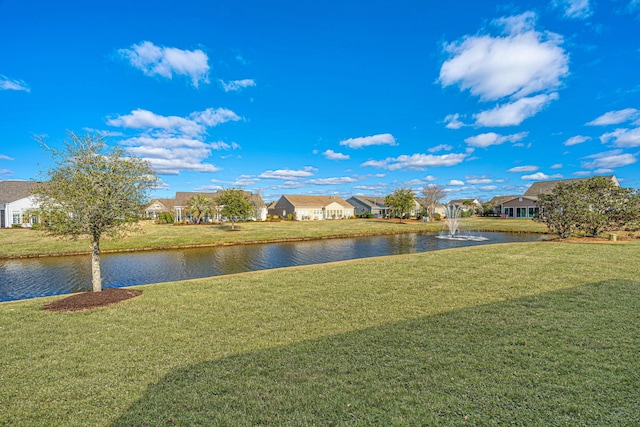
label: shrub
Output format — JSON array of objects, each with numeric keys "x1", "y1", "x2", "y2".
[{"x1": 433, "y1": 213, "x2": 441, "y2": 221}]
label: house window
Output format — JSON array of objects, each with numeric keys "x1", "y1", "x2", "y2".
[{"x1": 12, "y1": 212, "x2": 21, "y2": 224}]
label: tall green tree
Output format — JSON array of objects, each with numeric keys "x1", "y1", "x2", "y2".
[
  {"x1": 187, "y1": 193, "x2": 214, "y2": 224},
  {"x1": 385, "y1": 187, "x2": 415, "y2": 224},
  {"x1": 33, "y1": 133, "x2": 157, "y2": 292},
  {"x1": 216, "y1": 188, "x2": 254, "y2": 230}
]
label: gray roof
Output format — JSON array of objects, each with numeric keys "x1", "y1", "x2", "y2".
[
  {"x1": 524, "y1": 175, "x2": 619, "y2": 196},
  {"x1": 0, "y1": 180, "x2": 40, "y2": 204},
  {"x1": 347, "y1": 196, "x2": 388, "y2": 209}
]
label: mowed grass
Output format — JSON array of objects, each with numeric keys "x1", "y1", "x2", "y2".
[
  {"x1": 0, "y1": 217, "x2": 547, "y2": 258},
  {"x1": 1, "y1": 240, "x2": 638, "y2": 425}
]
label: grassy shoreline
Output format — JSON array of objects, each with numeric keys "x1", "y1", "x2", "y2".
[
  {"x1": 0, "y1": 217, "x2": 548, "y2": 259},
  {"x1": 1, "y1": 240, "x2": 638, "y2": 425}
]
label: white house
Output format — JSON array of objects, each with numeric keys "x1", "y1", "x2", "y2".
[{"x1": 0, "y1": 180, "x2": 40, "y2": 228}]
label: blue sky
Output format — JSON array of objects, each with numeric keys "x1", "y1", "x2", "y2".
[{"x1": 1, "y1": 0, "x2": 639, "y2": 202}]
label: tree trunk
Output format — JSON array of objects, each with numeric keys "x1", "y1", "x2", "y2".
[{"x1": 91, "y1": 238, "x2": 102, "y2": 292}]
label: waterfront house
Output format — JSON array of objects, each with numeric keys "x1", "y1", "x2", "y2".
[
  {"x1": 0, "y1": 180, "x2": 40, "y2": 228},
  {"x1": 271, "y1": 195, "x2": 354, "y2": 220}
]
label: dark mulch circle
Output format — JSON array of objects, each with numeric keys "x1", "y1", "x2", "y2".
[{"x1": 43, "y1": 288, "x2": 142, "y2": 312}]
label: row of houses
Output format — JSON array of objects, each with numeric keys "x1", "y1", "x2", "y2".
[{"x1": 0, "y1": 175, "x2": 621, "y2": 227}]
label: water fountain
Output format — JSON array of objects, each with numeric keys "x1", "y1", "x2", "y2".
[{"x1": 436, "y1": 205, "x2": 488, "y2": 241}]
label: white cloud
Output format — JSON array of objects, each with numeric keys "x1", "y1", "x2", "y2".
[
  {"x1": 192, "y1": 108, "x2": 242, "y2": 127},
  {"x1": 120, "y1": 136, "x2": 222, "y2": 175},
  {"x1": 439, "y1": 12, "x2": 568, "y2": 101},
  {"x1": 448, "y1": 179, "x2": 465, "y2": 186},
  {"x1": 339, "y1": 133, "x2": 397, "y2": 149},
  {"x1": 210, "y1": 141, "x2": 240, "y2": 150},
  {"x1": 508, "y1": 165, "x2": 539, "y2": 173},
  {"x1": 428, "y1": 144, "x2": 453, "y2": 153},
  {"x1": 219, "y1": 79, "x2": 256, "y2": 92},
  {"x1": 108, "y1": 109, "x2": 202, "y2": 135},
  {"x1": 361, "y1": 152, "x2": 467, "y2": 170},
  {"x1": 465, "y1": 132, "x2": 528, "y2": 148},
  {"x1": 474, "y1": 93, "x2": 559, "y2": 126},
  {"x1": 107, "y1": 108, "x2": 240, "y2": 136},
  {"x1": 552, "y1": 0, "x2": 593, "y2": 19},
  {"x1": 586, "y1": 108, "x2": 640, "y2": 126},
  {"x1": 118, "y1": 41, "x2": 210, "y2": 87},
  {"x1": 550, "y1": 163, "x2": 563, "y2": 169},
  {"x1": 308, "y1": 177, "x2": 358, "y2": 185},
  {"x1": 466, "y1": 178, "x2": 493, "y2": 184},
  {"x1": 0, "y1": 154, "x2": 14, "y2": 161},
  {"x1": 259, "y1": 167, "x2": 315, "y2": 180},
  {"x1": 404, "y1": 176, "x2": 438, "y2": 186},
  {"x1": 108, "y1": 108, "x2": 240, "y2": 175},
  {"x1": 278, "y1": 181, "x2": 307, "y2": 189},
  {"x1": 600, "y1": 127, "x2": 640, "y2": 147},
  {"x1": 581, "y1": 150, "x2": 637, "y2": 169},
  {"x1": 444, "y1": 113, "x2": 466, "y2": 129},
  {"x1": 480, "y1": 185, "x2": 498, "y2": 191},
  {"x1": 521, "y1": 172, "x2": 564, "y2": 180},
  {"x1": 0, "y1": 75, "x2": 30, "y2": 92},
  {"x1": 564, "y1": 135, "x2": 591, "y2": 146},
  {"x1": 323, "y1": 149, "x2": 350, "y2": 160}
]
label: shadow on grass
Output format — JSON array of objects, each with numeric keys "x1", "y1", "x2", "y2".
[{"x1": 112, "y1": 280, "x2": 640, "y2": 426}]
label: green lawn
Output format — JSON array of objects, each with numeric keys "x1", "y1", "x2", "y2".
[
  {"x1": 1, "y1": 240, "x2": 638, "y2": 425},
  {"x1": 0, "y1": 217, "x2": 547, "y2": 258}
]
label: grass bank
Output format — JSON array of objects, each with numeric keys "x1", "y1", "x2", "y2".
[
  {"x1": 0, "y1": 217, "x2": 547, "y2": 258},
  {"x1": 1, "y1": 240, "x2": 638, "y2": 425}
]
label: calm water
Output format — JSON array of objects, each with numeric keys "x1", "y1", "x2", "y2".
[{"x1": 0, "y1": 232, "x2": 542, "y2": 302}]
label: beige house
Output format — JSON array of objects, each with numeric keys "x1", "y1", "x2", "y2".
[
  {"x1": 270, "y1": 195, "x2": 354, "y2": 220},
  {"x1": 146, "y1": 190, "x2": 267, "y2": 222}
]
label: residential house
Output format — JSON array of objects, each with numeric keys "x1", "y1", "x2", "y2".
[
  {"x1": 145, "y1": 198, "x2": 176, "y2": 219},
  {"x1": 500, "y1": 195, "x2": 539, "y2": 218},
  {"x1": 146, "y1": 190, "x2": 267, "y2": 222},
  {"x1": 0, "y1": 180, "x2": 40, "y2": 228},
  {"x1": 448, "y1": 198, "x2": 482, "y2": 214},
  {"x1": 497, "y1": 175, "x2": 620, "y2": 218},
  {"x1": 486, "y1": 195, "x2": 520, "y2": 217},
  {"x1": 271, "y1": 195, "x2": 354, "y2": 220},
  {"x1": 523, "y1": 175, "x2": 619, "y2": 196},
  {"x1": 346, "y1": 196, "x2": 389, "y2": 218}
]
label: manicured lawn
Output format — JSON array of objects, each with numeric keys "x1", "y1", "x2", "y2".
[
  {"x1": 1, "y1": 240, "x2": 638, "y2": 425},
  {"x1": 0, "y1": 217, "x2": 547, "y2": 258}
]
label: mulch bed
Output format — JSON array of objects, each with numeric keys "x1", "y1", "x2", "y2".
[{"x1": 43, "y1": 288, "x2": 142, "y2": 312}]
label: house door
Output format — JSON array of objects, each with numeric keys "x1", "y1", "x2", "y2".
[
  {"x1": 0, "y1": 210, "x2": 4, "y2": 228},
  {"x1": 505, "y1": 207, "x2": 514, "y2": 218}
]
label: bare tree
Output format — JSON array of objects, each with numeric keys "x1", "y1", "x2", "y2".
[{"x1": 420, "y1": 184, "x2": 446, "y2": 221}]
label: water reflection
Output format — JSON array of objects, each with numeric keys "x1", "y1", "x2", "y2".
[{"x1": 0, "y1": 232, "x2": 541, "y2": 302}]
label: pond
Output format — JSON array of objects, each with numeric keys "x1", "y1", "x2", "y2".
[{"x1": 0, "y1": 232, "x2": 543, "y2": 302}]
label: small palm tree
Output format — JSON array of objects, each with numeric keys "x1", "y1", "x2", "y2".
[{"x1": 187, "y1": 193, "x2": 213, "y2": 224}]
